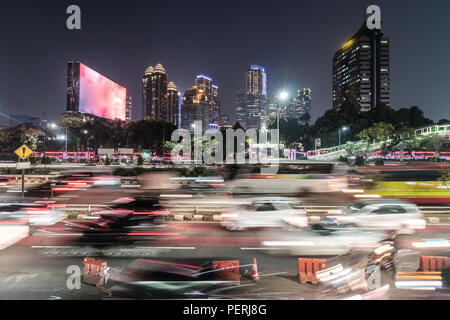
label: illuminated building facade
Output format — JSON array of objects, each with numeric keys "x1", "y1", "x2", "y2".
[
  {"x1": 181, "y1": 75, "x2": 220, "y2": 130},
  {"x1": 167, "y1": 81, "x2": 180, "y2": 127},
  {"x1": 236, "y1": 65, "x2": 268, "y2": 129},
  {"x1": 142, "y1": 63, "x2": 180, "y2": 125},
  {"x1": 333, "y1": 23, "x2": 390, "y2": 112},
  {"x1": 287, "y1": 88, "x2": 312, "y2": 122},
  {"x1": 181, "y1": 86, "x2": 212, "y2": 131}
]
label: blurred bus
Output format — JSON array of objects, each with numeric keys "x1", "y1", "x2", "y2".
[
  {"x1": 361, "y1": 167, "x2": 450, "y2": 204},
  {"x1": 225, "y1": 161, "x2": 348, "y2": 195}
]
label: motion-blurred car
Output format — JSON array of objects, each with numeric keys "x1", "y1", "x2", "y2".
[
  {"x1": 109, "y1": 196, "x2": 170, "y2": 221},
  {"x1": 220, "y1": 197, "x2": 307, "y2": 231},
  {"x1": 261, "y1": 221, "x2": 387, "y2": 256},
  {"x1": 0, "y1": 200, "x2": 65, "y2": 226},
  {"x1": 328, "y1": 199, "x2": 426, "y2": 234},
  {"x1": 24, "y1": 173, "x2": 94, "y2": 197}
]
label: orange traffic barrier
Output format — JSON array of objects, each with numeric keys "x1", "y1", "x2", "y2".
[
  {"x1": 83, "y1": 257, "x2": 109, "y2": 286},
  {"x1": 251, "y1": 258, "x2": 260, "y2": 282},
  {"x1": 298, "y1": 258, "x2": 327, "y2": 284},
  {"x1": 420, "y1": 256, "x2": 450, "y2": 272},
  {"x1": 212, "y1": 260, "x2": 240, "y2": 284}
]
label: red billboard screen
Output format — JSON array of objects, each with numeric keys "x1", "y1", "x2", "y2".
[{"x1": 79, "y1": 63, "x2": 126, "y2": 120}]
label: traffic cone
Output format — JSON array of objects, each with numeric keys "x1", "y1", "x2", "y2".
[{"x1": 251, "y1": 258, "x2": 260, "y2": 281}]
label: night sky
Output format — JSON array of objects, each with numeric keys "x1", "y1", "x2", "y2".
[{"x1": 0, "y1": 0, "x2": 449, "y2": 125}]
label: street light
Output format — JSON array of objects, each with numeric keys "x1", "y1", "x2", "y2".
[
  {"x1": 339, "y1": 126, "x2": 349, "y2": 146},
  {"x1": 49, "y1": 123, "x2": 68, "y2": 161},
  {"x1": 277, "y1": 91, "x2": 289, "y2": 131}
]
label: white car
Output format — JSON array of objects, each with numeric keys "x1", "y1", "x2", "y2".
[
  {"x1": 220, "y1": 197, "x2": 308, "y2": 231},
  {"x1": 328, "y1": 199, "x2": 426, "y2": 234},
  {"x1": 261, "y1": 222, "x2": 387, "y2": 256}
]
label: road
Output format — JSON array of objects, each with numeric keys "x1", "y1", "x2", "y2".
[
  {"x1": 0, "y1": 219, "x2": 449, "y2": 300},
  {"x1": 0, "y1": 178, "x2": 450, "y2": 300}
]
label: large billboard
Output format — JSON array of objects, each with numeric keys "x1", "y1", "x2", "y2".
[{"x1": 67, "y1": 62, "x2": 126, "y2": 121}]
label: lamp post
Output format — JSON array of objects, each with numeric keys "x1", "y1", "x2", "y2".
[
  {"x1": 50, "y1": 123, "x2": 68, "y2": 162},
  {"x1": 339, "y1": 126, "x2": 348, "y2": 146},
  {"x1": 277, "y1": 91, "x2": 289, "y2": 131}
]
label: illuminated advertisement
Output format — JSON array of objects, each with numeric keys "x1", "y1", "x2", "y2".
[{"x1": 67, "y1": 62, "x2": 126, "y2": 121}]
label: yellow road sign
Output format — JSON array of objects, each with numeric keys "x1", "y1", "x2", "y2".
[{"x1": 14, "y1": 144, "x2": 33, "y2": 160}]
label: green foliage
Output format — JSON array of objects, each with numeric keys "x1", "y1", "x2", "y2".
[
  {"x1": 357, "y1": 122, "x2": 395, "y2": 143},
  {"x1": 439, "y1": 167, "x2": 450, "y2": 186},
  {"x1": 113, "y1": 167, "x2": 145, "y2": 176},
  {"x1": 354, "y1": 156, "x2": 365, "y2": 166},
  {"x1": 104, "y1": 156, "x2": 111, "y2": 165},
  {"x1": 375, "y1": 158, "x2": 385, "y2": 166},
  {"x1": 313, "y1": 103, "x2": 433, "y2": 149},
  {"x1": 428, "y1": 156, "x2": 443, "y2": 163},
  {"x1": 42, "y1": 156, "x2": 52, "y2": 165},
  {"x1": 112, "y1": 166, "x2": 216, "y2": 177},
  {"x1": 29, "y1": 157, "x2": 37, "y2": 165},
  {"x1": 0, "y1": 124, "x2": 45, "y2": 153},
  {"x1": 419, "y1": 134, "x2": 444, "y2": 155},
  {"x1": 339, "y1": 156, "x2": 349, "y2": 164},
  {"x1": 189, "y1": 166, "x2": 216, "y2": 177},
  {"x1": 137, "y1": 155, "x2": 144, "y2": 166},
  {"x1": 0, "y1": 168, "x2": 52, "y2": 175}
]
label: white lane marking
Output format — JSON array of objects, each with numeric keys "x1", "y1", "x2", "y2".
[
  {"x1": 134, "y1": 247, "x2": 196, "y2": 250},
  {"x1": 31, "y1": 246, "x2": 196, "y2": 250},
  {"x1": 240, "y1": 247, "x2": 281, "y2": 250}
]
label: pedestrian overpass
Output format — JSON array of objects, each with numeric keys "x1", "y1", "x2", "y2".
[{"x1": 306, "y1": 124, "x2": 450, "y2": 161}]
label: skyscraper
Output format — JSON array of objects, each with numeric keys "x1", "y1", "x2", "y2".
[
  {"x1": 194, "y1": 75, "x2": 220, "y2": 125},
  {"x1": 332, "y1": 23, "x2": 390, "y2": 112},
  {"x1": 236, "y1": 65, "x2": 268, "y2": 129},
  {"x1": 167, "y1": 81, "x2": 180, "y2": 127},
  {"x1": 247, "y1": 65, "x2": 267, "y2": 96},
  {"x1": 142, "y1": 63, "x2": 167, "y2": 119},
  {"x1": 180, "y1": 75, "x2": 219, "y2": 130},
  {"x1": 287, "y1": 88, "x2": 312, "y2": 122},
  {"x1": 126, "y1": 95, "x2": 132, "y2": 122},
  {"x1": 142, "y1": 63, "x2": 179, "y2": 124},
  {"x1": 181, "y1": 86, "x2": 212, "y2": 131}
]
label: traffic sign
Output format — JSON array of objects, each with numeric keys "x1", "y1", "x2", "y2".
[
  {"x1": 14, "y1": 144, "x2": 33, "y2": 160},
  {"x1": 16, "y1": 162, "x2": 31, "y2": 169}
]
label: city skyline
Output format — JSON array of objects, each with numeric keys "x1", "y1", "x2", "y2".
[{"x1": 1, "y1": 0, "x2": 450, "y2": 126}]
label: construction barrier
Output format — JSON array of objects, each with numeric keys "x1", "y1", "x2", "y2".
[
  {"x1": 212, "y1": 260, "x2": 240, "y2": 284},
  {"x1": 298, "y1": 258, "x2": 327, "y2": 284},
  {"x1": 83, "y1": 257, "x2": 109, "y2": 286},
  {"x1": 419, "y1": 256, "x2": 450, "y2": 272}
]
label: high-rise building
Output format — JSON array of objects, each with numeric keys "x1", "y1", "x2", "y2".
[
  {"x1": 181, "y1": 75, "x2": 219, "y2": 130},
  {"x1": 167, "y1": 82, "x2": 180, "y2": 127},
  {"x1": 194, "y1": 75, "x2": 220, "y2": 125},
  {"x1": 142, "y1": 63, "x2": 168, "y2": 120},
  {"x1": 181, "y1": 86, "x2": 212, "y2": 131},
  {"x1": 246, "y1": 65, "x2": 267, "y2": 96},
  {"x1": 236, "y1": 92, "x2": 267, "y2": 129},
  {"x1": 126, "y1": 95, "x2": 132, "y2": 122},
  {"x1": 287, "y1": 88, "x2": 312, "y2": 122},
  {"x1": 236, "y1": 65, "x2": 268, "y2": 129},
  {"x1": 332, "y1": 23, "x2": 390, "y2": 112}
]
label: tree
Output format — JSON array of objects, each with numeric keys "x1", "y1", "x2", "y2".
[
  {"x1": 439, "y1": 167, "x2": 450, "y2": 186},
  {"x1": 0, "y1": 124, "x2": 46, "y2": 153},
  {"x1": 438, "y1": 119, "x2": 450, "y2": 125},
  {"x1": 357, "y1": 122, "x2": 394, "y2": 156},
  {"x1": 420, "y1": 134, "x2": 444, "y2": 158},
  {"x1": 384, "y1": 127, "x2": 421, "y2": 161}
]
